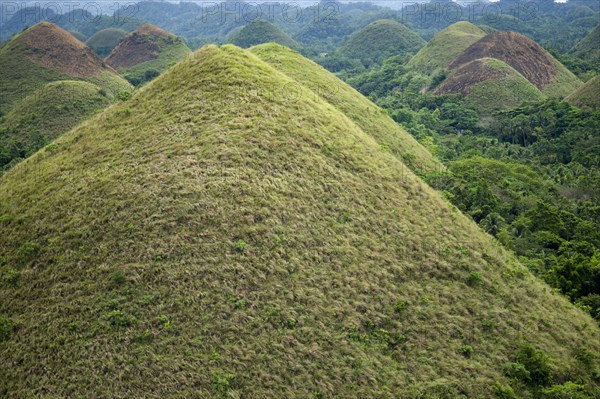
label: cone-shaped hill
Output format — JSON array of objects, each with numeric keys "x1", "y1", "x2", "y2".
[
  {"x1": 448, "y1": 31, "x2": 582, "y2": 98},
  {"x1": 0, "y1": 22, "x2": 132, "y2": 114},
  {"x1": 249, "y1": 43, "x2": 442, "y2": 175},
  {"x1": 435, "y1": 57, "x2": 545, "y2": 116},
  {"x1": 85, "y1": 28, "x2": 128, "y2": 58},
  {"x1": 408, "y1": 21, "x2": 487, "y2": 75},
  {"x1": 338, "y1": 19, "x2": 425, "y2": 65},
  {"x1": 566, "y1": 74, "x2": 600, "y2": 110},
  {"x1": 228, "y1": 20, "x2": 301, "y2": 50},
  {"x1": 569, "y1": 25, "x2": 600, "y2": 66},
  {"x1": 106, "y1": 24, "x2": 191, "y2": 85},
  {"x1": 1, "y1": 44, "x2": 599, "y2": 398}
]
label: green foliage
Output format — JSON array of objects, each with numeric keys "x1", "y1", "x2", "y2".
[
  {"x1": 0, "y1": 316, "x2": 12, "y2": 341},
  {"x1": 493, "y1": 382, "x2": 517, "y2": 399},
  {"x1": 85, "y1": 28, "x2": 127, "y2": 57},
  {"x1": 542, "y1": 381, "x2": 586, "y2": 399},
  {"x1": 515, "y1": 345, "x2": 553, "y2": 387},
  {"x1": 458, "y1": 345, "x2": 474, "y2": 358}
]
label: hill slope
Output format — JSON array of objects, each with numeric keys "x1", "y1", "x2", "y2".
[
  {"x1": 249, "y1": 43, "x2": 442, "y2": 175},
  {"x1": 228, "y1": 20, "x2": 301, "y2": 50},
  {"x1": 408, "y1": 21, "x2": 487, "y2": 75},
  {"x1": 338, "y1": 19, "x2": 425, "y2": 65},
  {"x1": 106, "y1": 24, "x2": 191, "y2": 85},
  {"x1": 448, "y1": 31, "x2": 582, "y2": 98},
  {"x1": 565, "y1": 74, "x2": 600, "y2": 110},
  {"x1": 0, "y1": 81, "x2": 112, "y2": 170},
  {"x1": 0, "y1": 44, "x2": 598, "y2": 398},
  {"x1": 85, "y1": 28, "x2": 128, "y2": 57},
  {"x1": 0, "y1": 22, "x2": 131, "y2": 114},
  {"x1": 436, "y1": 57, "x2": 546, "y2": 116},
  {"x1": 569, "y1": 24, "x2": 600, "y2": 66}
]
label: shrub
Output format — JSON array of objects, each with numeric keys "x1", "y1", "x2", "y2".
[
  {"x1": 515, "y1": 345, "x2": 553, "y2": 386},
  {"x1": 0, "y1": 316, "x2": 12, "y2": 341},
  {"x1": 107, "y1": 310, "x2": 135, "y2": 327},
  {"x1": 211, "y1": 371, "x2": 235, "y2": 393},
  {"x1": 542, "y1": 381, "x2": 586, "y2": 399},
  {"x1": 233, "y1": 239, "x2": 248, "y2": 253},
  {"x1": 503, "y1": 362, "x2": 531, "y2": 383},
  {"x1": 467, "y1": 271, "x2": 483, "y2": 286},
  {"x1": 111, "y1": 270, "x2": 126, "y2": 285},
  {"x1": 4, "y1": 268, "x2": 20, "y2": 287},
  {"x1": 493, "y1": 382, "x2": 517, "y2": 399},
  {"x1": 458, "y1": 345, "x2": 474, "y2": 358},
  {"x1": 118, "y1": 91, "x2": 132, "y2": 101}
]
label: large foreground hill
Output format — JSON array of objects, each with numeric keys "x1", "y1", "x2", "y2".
[{"x1": 0, "y1": 45, "x2": 598, "y2": 398}]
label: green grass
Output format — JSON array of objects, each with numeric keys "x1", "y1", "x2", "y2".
[
  {"x1": 0, "y1": 44, "x2": 598, "y2": 398},
  {"x1": 408, "y1": 22, "x2": 487, "y2": 75},
  {"x1": 566, "y1": 74, "x2": 600, "y2": 110},
  {"x1": 338, "y1": 19, "x2": 425, "y2": 65},
  {"x1": 228, "y1": 20, "x2": 301, "y2": 50},
  {"x1": 541, "y1": 58, "x2": 584, "y2": 99},
  {"x1": 85, "y1": 28, "x2": 128, "y2": 58},
  {"x1": 249, "y1": 43, "x2": 443, "y2": 176},
  {"x1": 0, "y1": 80, "x2": 112, "y2": 169},
  {"x1": 0, "y1": 25, "x2": 132, "y2": 115}
]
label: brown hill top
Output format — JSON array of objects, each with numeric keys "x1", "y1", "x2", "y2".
[
  {"x1": 16, "y1": 22, "x2": 114, "y2": 77},
  {"x1": 448, "y1": 31, "x2": 556, "y2": 91},
  {"x1": 106, "y1": 24, "x2": 176, "y2": 69},
  {"x1": 436, "y1": 57, "x2": 513, "y2": 96}
]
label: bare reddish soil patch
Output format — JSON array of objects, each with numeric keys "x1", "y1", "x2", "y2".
[
  {"x1": 106, "y1": 24, "x2": 174, "y2": 69},
  {"x1": 436, "y1": 58, "x2": 511, "y2": 96}
]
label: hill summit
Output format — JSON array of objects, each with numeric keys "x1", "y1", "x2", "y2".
[
  {"x1": 228, "y1": 20, "x2": 301, "y2": 50},
  {"x1": 85, "y1": 28, "x2": 128, "y2": 58},
  {"x1": 338, "y1": 19, "x2": 425, "y2": 65},
  {"x1": 0, "y1": 44, "x2": 598, "y2": 398},
  {"x1": 448, "y1": 31, "x2": 582, "y2": 98}
]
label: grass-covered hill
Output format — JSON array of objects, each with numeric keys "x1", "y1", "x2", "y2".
[
  {"x1": 1, "y1": 44, "x2": 599, "y2": 398},
  {"x1": 106, "y1": 24, "x2": 191, "y2": 86},
  {"x1": 435, "y1": 58, "x2": 546, "y2": 116},
  {"x1": 85, "y1": 28, "x2": 128, "y2": 58},
  {"x1": 249, "y1": 43, "x2": 442, "y2": 176},
  {"x1": 0, "y1": 22, "x2": 132, "y2": 115},
  {"x1": 448, "y1": 31, "x2": 582, "y2": 98},
  {"x1": 228, "y1": 21, "x2": 301, "y2": 51},
  {"x1": 0, "y1": 81, "x2": 112, "y2": 170},
  {"x1": 565, "y1": 74, "x2": 600, "y2": 110},
  {"x1": 407, "y1": 22, "x2": 487, "y2": 75},
  {"x1": 337, "y1": 19, "x2": 425, "y2": 66},
  {"x1": 569, "y1": 24, "x2": 600, "y2": 66}
]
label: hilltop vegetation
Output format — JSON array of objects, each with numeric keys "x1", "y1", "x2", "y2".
[
  {"x1": 408, "y1": 22, "x2": 487, "y2": 75},
  {"x1": 106, "y1": 24, "x2": 191, "y2": 86},
  {"x1": 0, "y1": 44, "x2": 598, "y2": 398},
  {"x1": 337, "y1": 19, "x2": 425, "y2": 67},
  {"x1": 85, "y1": 28, "x2": 128, "y2": 57},
  {"x1": 228, "y1": 21, "x2": 301, "y2": 50},
  {"x1": 0, "y1": 81, "x2": 112, "y2": 170},
  {"x1": 0, "y1": 22, "x2": 131, "y2": 114}
]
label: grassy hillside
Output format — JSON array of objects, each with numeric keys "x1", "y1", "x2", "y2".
[
  {"x1": 565, "y1": 74, "x2": 600, "y2": 110},
  {"x1": 338, "y1": 19, "x2": 425, "y2": 66},
  {"x1": 569, "y1": 24, "x2": 600, "y2": 66},
  {"x1": 228, "y1": 20, "x2": 301, "y2": 50},
  {"x1": 106, "y1": 24, "x2": 191, "y2": 86},
  {"x1": 249, "y1": 43, "x2": 442, "y2": 176},
  {"x1": 448, "y1": 31, "x2": 582, "y2": 98},
  {"x1": 86, "y1": 28, "x2": 128, "y2": 57},
  {"x1": 0, "y1": 81, "x2": 112, "y2": 170},
  {"x1": 436, "y1": 58, "x2": 546, "y2": 116},
  {"x1": 0, "y1": 44, "x2": 598, "y2": 398},
  {"x1": 408, "y1": 22, "x2": 487, "y2": 75},
  {"x1": 0, "y1": 22, "x2": 132, "y2": 115}
]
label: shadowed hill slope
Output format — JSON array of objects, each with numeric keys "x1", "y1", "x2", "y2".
[
  {"x1": 565, "y1": 74, "x2": 600, "y2": 110},
  {"x1": 448, "y1": 31, "x2": 582, "y2": 98},
  {"x1": 569, "y1": 24, "x2": 600, "y2": 66},
  {"x1": 85, "y1": 28, "x2": 128, "y2": 57},
  {"x1": 408, "y1": 21, "x2": 487, "y2": 75},
  {"x1": 250, "y1": 43, "x2": 442, "y2": 176},
  {"x1": 0, "y1": 44, "x2": 598, "y2": 398},
  {"x1": 0, "y1": 22, "x2": 131, "y2": 114},
  {"x1": 338, "y1": 19, "x2": 425, "y2": 65},
  {"x1": 436, "y1": 57, "x2": 545, "y2": 115},
  {"x1": 106, "y1": 24, "x2": 191, "y2": 85},
  {"x1": 228, "y1": 20, "x2": 301, "y2": 50}
]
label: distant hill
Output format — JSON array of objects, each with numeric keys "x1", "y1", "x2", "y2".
[
  {"x1": 338, "y1": 19, "x2": 425, "y2": 65},
  {"x1": 0, "y1": 43, "x2": 598, "y2": 398},
  {"x1": 436, "y1": 57, "x2": 545, "y2": 116},
  {"x1": 228, "y1": 21, "x2": 301, "y2": 50},
  {"x1": 0, "y1": 22, "x2": 132, "y2": 114},
  {"x1": 86, "y1": 28, "x2": 128, "y2": 57},
  {"x1": 448, "y1": 31, "x2": 582, "y2": 98},
  {"x1": 565, "y1": 74, "x2": 600, "y2": 110},
  {"x1": 408, "y1": 22, "x2": 487, "y2": 75},
  {"x1": 250, "y1": 43, "x2": 442, "y2": 176},
  {"x1": 569, "y1": 24, "x2": 600, "y2": 66},
  {"x1": 0, "y1": 81, "x2": 112, "y2": 170},
  {"x1": 106, "y1": 24, "x2": 191, "y2": 86}
]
